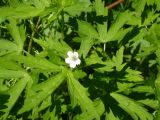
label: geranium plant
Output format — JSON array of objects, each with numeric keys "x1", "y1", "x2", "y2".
[{"x1": 0, "y1": 0, "x2": 160, "y2": 120}]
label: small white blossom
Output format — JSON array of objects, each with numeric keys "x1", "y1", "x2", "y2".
[{"x1": 65, "y1": 51, "x2": 81, "y2": 68}]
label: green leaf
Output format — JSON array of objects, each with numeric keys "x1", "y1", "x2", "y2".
[
  {"x1": 111, "y1": 92, "x2": 153, "y2": 120},
  {"x1": 33, "y1": 38, "x2": 49, "y2": 49},
  {"x1": 79, "y1": 37, "x2": 95, "y2": 58},
  {"x1": 117, "y1": 82, "x2": 135, "y2": 92},
  {"x1": 34, "y1": 38, "x2": 72, "y2": 58},
  {"x1": 93, "y1": 98, "x2": 105, "y2": 116},
  {"x1": 60, "y1": 0, "x2": 76, "y2": 7},
  {"x1": 112, "y1": 46, "x2": 126, "y2": 71},
  {"x1": 38, "y1": 96, "x2": 52, "y2": 112},
  {"x1": 95, "y1": 60, "x2": 115, "y2": 72},
  {"x1": 15, "y1": 54, "x2": 61, "y2": 72},
  {"x1": 132, "y1": 86, "x2": 154, "y2": 94},
  {"x1": 127, "y1": 15, "x2": 141, "y2": 26},
  {"x1": 77, "y1": 20, "x2": 98, "y2": 38},
  {"x1": 142, "y1": 11, "x2": 159, "y2": 26},
  {"x1": 105, "y1": 11, "x2": 132, "y2": 42},
  {"x1": 0, "y1": 55, "x2": 22, "y2": 70},
  {"x1": 0, "y1": 6, "x2": 45, "y2": 19},
  {"x1": 155, "y1": 0, "x2": 160, "y2": 10},
  {"x1": 64, "y1": 1, "x2": 91, "y2": 16},
  {"x1": 73, "y1": 70, "x2": 87, "y2": 80},
  {"x1": 18, "y1": 72, "x2": 65, "y2": 114},
  {"x1": 67, "y1": 71, "x2": 100, "y2": 120},
  {"x1": 145, "y1": 23, "x2": 160, "y2": 48},
  {"x1": 122, "y1": 68, "x2": 144, "y2": 82},
  {"x1": 0, "y1": 70, "x2": 24, "y2": 79},
  {"x1": 138, "y1": 99, "x2": 159, "y2": 109},
  {"x1": 42, "y1": 107, "x2": 59, "y2": 120},
  {"x1": 136, "y1": 0, "x2": 146, "y2": 14},
  {"x1": 105, "y1": 108, "x2": 120, "y2": 120},
  {"x1": 6, "y1": 18, "x2": 24, "y2": 52},
  {"x1": 0, "y1": 39, "x2": 18, "y2": 56},
  {"x1": 115, "y1": 27, "x2": 133, "y2": 43},
  {"x1": 94, "y1": 0, "x2": 108, "y2": 16},
  {"x1": 0, "y1": 72, "x2": 29, "y2": 120},
  {"x1": 85, "y1": 50, "x2": 104, "y2": 66},
  {"x1": 97, "y1": 22, "x2": 108, "y2": 43},
  {"x1": 49, "y1": 39, "x2": 72, "y2": 58}
]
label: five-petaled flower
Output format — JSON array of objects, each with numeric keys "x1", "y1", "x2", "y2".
[{"x1": 65, "y1": 51, "x2": 81, "y2": 68}]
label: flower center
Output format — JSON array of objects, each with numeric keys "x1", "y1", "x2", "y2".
[{"x1": 71, "y1": 56, "x2": 77, "y2": 61}]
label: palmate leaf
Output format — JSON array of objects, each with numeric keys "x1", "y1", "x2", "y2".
[
  {"x1": 111, "y1": 92, "x2": 153, "y2": 120},
  {"x1": 105, "y1": 11, "x2": 132, "y2": 42},
  {"x1": 67, "y1": 70, "x2": 100, "y2": 120},
  {"x1": 0, "y1": 71, "x2": 30, "y2": 120},
  {"x1": 18, "y1": 72, "x2": 66, "y2": 114}
]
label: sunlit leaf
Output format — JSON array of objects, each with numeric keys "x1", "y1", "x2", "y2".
[
  {"x1": 111, "y1": 92, "x2": 153, "y2": 120},
  {"x1": 18, "y1": 72, "x2": 65, "y2": 114},
  {"x1": 67, "y1": 70, "x2": 100, "y2": 120}
]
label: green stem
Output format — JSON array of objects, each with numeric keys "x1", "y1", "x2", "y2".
[
  {"x1": 103, "y1": 43, "x2": 106, "y2": 52},
  {"x1": 28, "y1": 17, "x2": 41, "y2": 53},
  {"x1": 61, "y1": 10, "x2": 65, "y2": 40}
]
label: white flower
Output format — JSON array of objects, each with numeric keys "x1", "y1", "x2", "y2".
[{"x1": 65, "y1": 51, "x2": 81, "y2": 68}]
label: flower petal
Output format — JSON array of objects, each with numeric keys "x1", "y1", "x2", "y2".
[
  {"x1": 73, "y1": 52, "x2": 79, "y2": 57},
  {"x1": 67, "y1": 51, "x2": 73, "y2": 57},
  {"x1": 65, "y1": 57, "x2": 72, "y2": 64},
  {"x1": 75, "y1": 59, "x2": 81, "y2": 65},
  {"x1": 69, "y1": 62, "x2": 77, "y2": 68}
]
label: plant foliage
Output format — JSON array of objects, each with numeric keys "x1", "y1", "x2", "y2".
[{"x1": 0, "y1": 0, "x2": 160, "y2": 119}]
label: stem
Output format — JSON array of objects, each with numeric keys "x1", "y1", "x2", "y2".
[
  {"x1": 107, "y1": 0, "x2": 124, "y2": 9},
  {"x1": 61, "y1": 10, "x2": 65, "y2": 40},
  {"x1": 103, "y1": 43, "x2": 106, "y2": 52},
  {"x1": 28, "y1": 17, "x2": 41, "y2": 53}
]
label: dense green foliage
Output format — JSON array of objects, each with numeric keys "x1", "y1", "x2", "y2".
[{"x1": 0, "y1": 0, "x2": 160, "y2": 119}]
